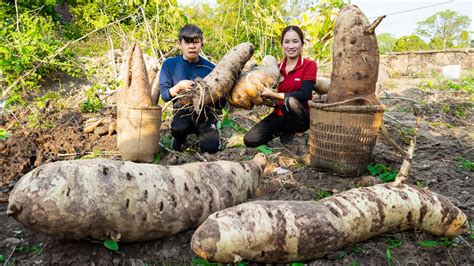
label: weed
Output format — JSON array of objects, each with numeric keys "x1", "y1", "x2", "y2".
[
  {"x1": 394, "y1": 124, "x2": 416, "y2": 144},
  {"x1": 217, "y1": 107, "x2": 247, "y2": 134},
  {"x1": 26, "y1": 112, "x2": 54, "y2": 129},
  {"x1": 468, "y1": 220, "x2": 474, "y2": 239},
  {"x1": 426, "y1": 121, "x2": 454, "y2": 128},
  {"x1": 454, "y1": 157, "x2": 474, "y2": 171},
  {"x1": 415, "y1": 180, "x2": 428, "y2": 188},
  {"x1": 385, "y1": 237, "x2": 403, "y2": 266},
  {"x1": 419, "y1": 237, "x2": 455, "y2": 248},
  {"x1": 0, "y1": 129, "x2": 11, "y2": 141},
  {"x1": 367, "y1": 163, "x2": 398, "y2": 182},
  {"x1": 80, "y1": 84, "x2": 105, "y2": 113},
  {"x1": 81, "y1": 149, "x2": 103, "y2": 159},
  {"x1": 313, "y1": 189, "x2": 332, "y2": 200},
  {"x1": 15, "y1": 242, "x2": 44, "y2": 255},
  {"x1": 34, "y1": 91, "x2": 61, "y2": 109}
]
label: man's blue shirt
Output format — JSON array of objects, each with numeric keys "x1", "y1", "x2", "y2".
[{"x1": 159, "y1": 55, "x2": 215, "y2": 102}]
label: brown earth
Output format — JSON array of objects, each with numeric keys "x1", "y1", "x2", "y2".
[{"x1": 0, "y1": 77, "x2": 473, "y2": 265}]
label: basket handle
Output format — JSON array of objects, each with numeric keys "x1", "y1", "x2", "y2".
[{"x1": 314, "y1": 97, "x2": 374, "y2": 108}]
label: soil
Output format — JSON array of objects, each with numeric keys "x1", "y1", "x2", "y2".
[{"x1": 0, "y1": 75, "x2": 473, "y2": 265}]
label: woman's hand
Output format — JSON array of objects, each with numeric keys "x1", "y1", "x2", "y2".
[
  {"x1": 260, "y1": 87, "x2": 284, "y2": 100},
  {"x1": 260, "y1": 87, "x2": 275, "y2": 98}
]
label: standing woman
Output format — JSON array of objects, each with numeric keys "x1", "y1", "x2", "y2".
[{"x1": 244, "y1": 25, "x2": 317, "y2": 156}]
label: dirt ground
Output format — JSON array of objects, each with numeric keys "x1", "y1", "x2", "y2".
[{"x1": 0, "y1": 75, "x2": 473, "y2": 265}]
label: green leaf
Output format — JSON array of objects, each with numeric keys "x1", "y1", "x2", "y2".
[
  {"x1": 152, "y1": 153, "x2": 161, "y2": 164},
  {"x1": 291, "y1": 263, "x2": 305, "y2": 266},
  {"x1": 0, "y1": 255, "x2": 4, "y2": 262},
  {"x1": 255, "y1": 145, "x2": 273, "y2": 155},
  {"x1": 0, "y1": 129, "x2": 11, "y2": 140},
  {"x1": 386, "y1": 248, "x2": 392, "y2": 266},
  {"x1": 104, "y1": 239, "x2": 118, "y2": 251},
  {"x1": 389, "y1": 239, "x2": 403, "y2": 249},
  {"x1": 419, "y1": 240, "x2": 440, "y2": 247},
  {"x1": 191, "y1": 258, "x2": 220, "y2": 266}
]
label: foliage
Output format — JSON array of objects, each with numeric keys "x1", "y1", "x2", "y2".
[
  {"x1": 80, "y1": 84, "x2": 105, "y2": 113},
  {"x1": 385, "y1": 237, "x2": 403, "y2": 266},
  {"x1": 377, "y1": 33, "x2": 396, "y2": 54},
  {"x1": 367, "y1": 163, "x2": 398, "y2": 182},
  {"x1": 81, "y1": 149, "x2": 103, "y2": 159},
  {"x1": 313, "y1": 189, "x2": 332, "y2": 200},
  {"x1": 416, "y1": 9, "x2": 470, "y2": 49},
  {"x1": 15, "y1": 242, "x2": 44, "y2": 255},
  {"x1": 216, "y1": 107, "x2": 247, "y2": 133},
  {"x1": 255, "y1": 145, "x2": 273, "y2": 155},
  {"x1": 292, "y1": 0, "x2": 346, "y2": 62},
  {"x1": 103, "y1": 239, "x2": 119, "y2": 251},
  {"x1": 0, "y1": 128, "x2": 11, "y2": 141},
  {"x1": 419, "y1": 238, "x2": 454, "y2": 248},
  {"x1": 454, "y1": 157, "x2": 474, "y2": 172},
  {"x1": 0, "y1": 2, "x2": 81, "y2": 98},
  {"x1": 393, "y1": 34, "x2": 428, "y2": 52}
]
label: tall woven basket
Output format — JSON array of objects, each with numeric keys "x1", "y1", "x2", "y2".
[
  {"x1": 117, "y1": 105, "x2": 162, "y2": 162},
  {"x1": 308, "y1": 100, "x2": 385, "y2": 176}
]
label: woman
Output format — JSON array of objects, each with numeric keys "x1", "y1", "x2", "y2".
[{"x1": 243, "y1": 25, "x2": 317, "y2": 156}]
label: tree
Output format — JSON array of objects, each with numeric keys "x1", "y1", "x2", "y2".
[
  {"x1": 393, "y1": 34, "x2": 429, "y2": 52},
  {"x1": 377, "y1": 33, "x2": 396, "y2": 54},
  {"x1": 416, "y1": 9, "x2": 470, "y2": 49}
]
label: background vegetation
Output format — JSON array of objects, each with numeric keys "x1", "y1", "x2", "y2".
[{"x1": 0, "y1": 0, "x2": 471, "y2": 102}]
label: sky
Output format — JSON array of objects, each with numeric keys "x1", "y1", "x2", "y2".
[{"x1": 177, "y1": 0, "x2": 473, "y2": 38}]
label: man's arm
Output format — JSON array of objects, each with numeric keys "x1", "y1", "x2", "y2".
[
  {"x1": 159, "y1": 60, "x2": 195, "y2": 102},
  {"x1": 159, "y1": 61, "x2": 174, "y2": 102}
]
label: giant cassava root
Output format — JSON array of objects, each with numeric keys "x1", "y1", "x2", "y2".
[
  {"x1": 326, "y1": 5, "x2": 384, "y2": 105},
  {"x1": 192, "y1": 185, "x2": 467, "y2": 263},
  {"x1": 191, "y1": 121, "x2": 467, "y2": 263},
  {"x1": 228, "y1": 55, "x2": 280, "y2": 110},
  {"x1": 178, "y1": 42, "x2": 254, "y2": 113},
  {"x1": 7, "y1": 155, "x2": 266, "y2": 242}
]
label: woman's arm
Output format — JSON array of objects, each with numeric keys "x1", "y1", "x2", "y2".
[{"x1": 283, "y1": 80, "x2": 315, "y2": 102}]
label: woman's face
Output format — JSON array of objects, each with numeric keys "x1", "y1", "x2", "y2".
[{"x1": 282, "y1": 30, "x2": 302, "y2": 59}]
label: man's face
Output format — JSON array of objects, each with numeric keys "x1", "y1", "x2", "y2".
[{"x1": 180, "y1": 39, "x2": 202, "y2": 62}]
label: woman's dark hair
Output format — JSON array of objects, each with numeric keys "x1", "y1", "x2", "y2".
[
  {"x1": 178, "y1": 24, "x2": 203, "y2": 43},
  {"x1": 281, "y1": 25, "x2": 304, "y2": 44}
]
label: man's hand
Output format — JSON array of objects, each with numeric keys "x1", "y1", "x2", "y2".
[{"x1": 170, "y1": 80, "x2": 195, "y2": 97}]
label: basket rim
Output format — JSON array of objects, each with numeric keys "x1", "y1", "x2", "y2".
[
  {"x1": 117, "y1": 104, "x2": 162, "y2": 111},
  {"x1": 309, "y1": 102, "x2": 385, "y2": 112}
]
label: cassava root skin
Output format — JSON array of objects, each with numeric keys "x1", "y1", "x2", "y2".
[
  {"x1": 7, "y1": 155, "x2": 266, "y2": 242},
  {"x1": 326, "y1": 5, "x2": 382, "y2": 105},
  {"x1": 178, "y1": 43, "x2": 254, "y2": 112},
  {"x1": 229, "y1": 55, "x2": 280, "y2": 110},
  {"x1": 191, "y1": 183, "x2": 467, "y2": 263}
]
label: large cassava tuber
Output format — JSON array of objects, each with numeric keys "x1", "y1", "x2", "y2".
[
  {"x1": 191, "y1": 184, "x2": 467, "y2": 262},
  {"x1": 228, "y1": 55, "x2": 280, "y2": 110},
  {"x1": 7, "y1": 155, "x2": 266, "y2": 242},
  {"x1": 179, "y1": 42, "x2": 254, "y2": 113},
  {"x1": 326, "y1": 5, "x2": 383, "y2": 105}
]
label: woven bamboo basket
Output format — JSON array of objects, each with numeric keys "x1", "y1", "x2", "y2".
[
  {"x1": 117, "y1": 105, "x2": 162, "y2": 162},
  {"x1": 309, "y1": 99, "x2": 385, "y2": 176}
]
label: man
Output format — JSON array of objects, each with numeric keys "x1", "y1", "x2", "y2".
[{"x1": 159, "y1": 24, "x2": 224, "y2": 154}]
